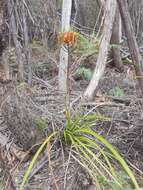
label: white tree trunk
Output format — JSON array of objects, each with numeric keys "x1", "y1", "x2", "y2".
[
  {"x1": 58, "y1": 0, "x2": 72, "y2": 93},
  {"x1": 83, "y1": 0, "x2": 117, "y2": 100}
]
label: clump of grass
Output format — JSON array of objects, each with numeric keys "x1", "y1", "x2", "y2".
[
  {"x1": 20, "y1": 108, "x2": 140, "y2": 190},
  {"x1": 63, "y1": 109, "x2": 139, "y2": 189}
]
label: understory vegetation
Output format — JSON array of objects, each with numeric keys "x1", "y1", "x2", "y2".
[{"x1": 0, "y1": 0, "x2": 143, "y2": 190}]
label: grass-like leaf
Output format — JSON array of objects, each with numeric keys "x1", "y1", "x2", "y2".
[
  {"x1": 75, "y1": 128, "x2": 140, "y2": 190},
  {"x1": 63, "y1": 110, "x2": 140, "y2": 190},
  {"x1": 19, "y1": 132, "x2": 57, "y2": 190}
]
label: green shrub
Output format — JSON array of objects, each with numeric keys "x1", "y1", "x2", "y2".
[
  {"x1": 75, "y1": 67, "x2": 93, "y2": 81},
  {"x1": 108, "y1": 86, "x2": 124, "y2": 97}
]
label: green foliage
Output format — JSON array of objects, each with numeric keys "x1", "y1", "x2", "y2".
[
  {"x1": 75, "y1": 67, "x2": 93, "y2": 81},
  {"x1": 19, "y1": 132, "x2": 57, "y2": 190},
  {"x1": 97, "y1": 171, "x2": 134, "y2": 190},
  {"x1": 73, "y1": 33, "x2": 99, "y2": 56},
  {"x1": 35, "y1": 118, "x2": 47, "y2": 130},
  {"x1": 63, "y1": 110, "x2": 140, "y2": 190},
  {"x1": 73, "y1": 32, "x2": 120, "y2": 56},
  {"x1": 59, "y1": 27, "x2": 100, "y2": 56},
  {"x1": 20, "y1": 109, "x2": 140, "y2": 190},
  {"x1": 108, "y1": 87, "x2": 124, "y2": 97}
]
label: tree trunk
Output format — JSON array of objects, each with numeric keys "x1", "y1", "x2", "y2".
[
  {"x1": 22, "y1": 1, "x2": 32, "y2": 85},
  {"x1": 0, "y1": 1, "x2": 4, "y2": 57},
  {"x1": 7, "y1": 0, "x2": 24, "y2": 81},
  {"x1": 117, "y1": 0, "x2": 143, "y2": 95},
  {"x1": 110, "y1": 8, "x2": 123, "y2": 71},
  {"x1": 58, "y1": 0, "x2": 72, "y2": 93},
  {"x1": 83, "y1": 0, "x2": 117, "y2": 100},
  {"x1": 2, "y1": 51, "x2": 10, "y2": 80},
  {"x1": 99, "y1": 1, "x2": 123, "y2": 72},
  {"x1": 0, "y1": 1, "x2": 10, "y2": 80}
]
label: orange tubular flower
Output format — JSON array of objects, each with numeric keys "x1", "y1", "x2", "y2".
[{"x1": 58, "y1": 31, "x2": 78, "y2": 46}]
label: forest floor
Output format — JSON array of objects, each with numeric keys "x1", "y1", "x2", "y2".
[{"x1": 0, "y1": 45, "x2": 143, "y2": 190}]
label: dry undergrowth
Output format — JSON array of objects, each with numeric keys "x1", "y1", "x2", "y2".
[{"x1": 0, "y1": 49, "x2": 143, "y2": 189}]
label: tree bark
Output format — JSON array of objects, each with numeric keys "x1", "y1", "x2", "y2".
[
  {"x1": 117, "y1": 0, "x2": 143, "y2": 95},
  {"x1": 2, "y1": 51, "x2": 10, "y2": 80},
  {"x1": 110, "y1": 8, "x2": 123, "y2": 71},
  {"x1": 97, "y1": 0, "x2": 123, "y2": 71},
  {"x1": 7, "y1": 0, "x2": 24, "y2": 81},
  {"x1": 0, "y1": 1, "x2": 4, "y2": 57},
  {"x1": 58, "y1": 0, "x2": 72, "y2": 93},
  {"x1": 0, "y1": 1, "x2": 10, "y2": 80},
  {"x1": 22, "y1": 1, "x2": 32, "y2": 85},
  {"x1": 83, "y1": 0, "x2": 117, "y2": 100},
  {"x1": 0, "y1": 0, "x2": 6, "y2": 57}
]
